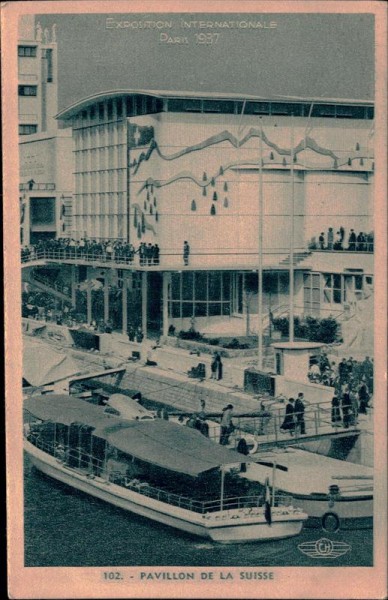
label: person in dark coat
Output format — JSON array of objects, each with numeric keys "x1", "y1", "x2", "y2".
[
  {"x1": 183, "y1": 241, "x2": 190, "y2": 266},
  {"x1": 294, "y1": 393, "x2": 306, "y2": 435},
  {"x1": 327, "y1": 227, "x2": 334, "y2": 250},
  {"x1": 348, "y1": 229, "x2": 356, "y2": 251},
  {"x1": 216, "y1": 354, "x2": 223, "y2": 381},
  {"x1": 341, "y1": 390, "x2": 352, "y2": 428},
  {"x1": 280, "y1": 398, "x2": 295, "y2": 434},
  {"x1": 319, "y1": 232, "x2": 325, "y2": 249},
  {"x1": 153, "y1": 244, "x2": 160, "y2": 265},
  {"x1": 358, "y1": 382, "x2": 370, "y2": 414},
  {"x1": 331, "y1": 395, "x2": 342, "y2": 426},
  {"x1": 338, "y1": 358, "x2": 348, "y2": 383},
  {"x1": 210, "y1": 355, "x2": 217, "y2": 379},
  {"x1": 219, "y1": 404, "x2": 234, "y2": 445},
  {"x1": 236, "y1": 437, "x2": 249, "y2": 472}
]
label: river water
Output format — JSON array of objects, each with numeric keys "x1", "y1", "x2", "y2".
[{"x1": 24, "y1": 457, "x2": 372, "y2": 568}]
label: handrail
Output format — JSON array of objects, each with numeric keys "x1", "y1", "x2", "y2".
[
  {"x1": 25, "y1": 432, "x2": 293, "y2": 514},
  {"x1": 31, "y1": 270, "x2": 71, "y2": 295}
]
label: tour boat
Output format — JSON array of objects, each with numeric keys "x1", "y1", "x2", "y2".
[
  {"x1": 82, "y1": 392, "x2": 373, "y2": 531},
  {"x1": 242, "y1": 447, "x2": 373, "y2": 531},
  {"x1": 24, "y1": 394, "x2": 308, "y2": 543}
]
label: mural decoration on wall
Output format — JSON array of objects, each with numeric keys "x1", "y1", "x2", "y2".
[
  {"x1": 129, "y1": 125, "x2": 374, "y2": 176},
  {"x1": 128, "y1": 123, "x2": 158, "y2": 240},
  {"x1": 128, "y1": 121, "x2": 374, "y2": 241}
]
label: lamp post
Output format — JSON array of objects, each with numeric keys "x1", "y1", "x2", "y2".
[
  {"x1": 289, "y1": 114, "x2": 295, "y2": 342},
  {"x1": 258, "y1": 119, "x2": 264, "y2": 369}
]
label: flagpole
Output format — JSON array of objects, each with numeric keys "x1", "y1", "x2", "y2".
[
  {"x1": 289, "y1": 114, "x2": 295, "y2": 342},
  {"x1": 220, "y1": 467, "x2": 225, "y2": 511},
  {"x1": 258, "y1": 118, "x2": 264, "y2": 370},
  {"x1": 271, "y1": 460, "x2": 277, "y2": 507}
]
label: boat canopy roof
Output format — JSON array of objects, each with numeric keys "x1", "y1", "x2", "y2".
[
  {"x1": 24, "y1": 394, "x2": 122, "y2": 429},
  {"x1": 24, "y1": 395, "x2": 250, "y2": 477},
  {"x1": 94, "y1": 419, "x2": 246, "y2": 477}
]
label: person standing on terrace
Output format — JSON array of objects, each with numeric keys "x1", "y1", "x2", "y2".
[
  {"x1": 327, "y1": 227, "x2": 334, "y2": 250},
  {"x1": 183, "y1": 241, "x2": 190, "y2": 266},
  {"x1": 348, "y1": 229, "x2": 356, "y2": 250}
]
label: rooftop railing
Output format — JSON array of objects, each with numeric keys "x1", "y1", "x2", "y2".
[{"x1": 20, "y1": 183, "x2": 56, "y2": 191}]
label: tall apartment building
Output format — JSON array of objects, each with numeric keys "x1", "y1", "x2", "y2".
[{"x1": 18, "y1": 15, "x2": 73, "y2": 245}]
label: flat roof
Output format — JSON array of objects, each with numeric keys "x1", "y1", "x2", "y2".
[
  {"x1": 271, "y1": 342, "x2": 325, "y2": 350},
  {"x1": 56, "y1": 89, "x2": 374, "y2": 121}
]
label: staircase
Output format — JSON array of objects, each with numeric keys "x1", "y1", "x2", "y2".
[
  {"x1": 279, "y1": 251, "x2": 311, "y2": 267},
  {"x1": 22, "y1": 268, "x2": 72, "y2": 302}
]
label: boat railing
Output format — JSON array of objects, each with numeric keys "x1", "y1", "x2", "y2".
[{"x1": 25, "y1": 432, "x2": 297, "y2": 514}]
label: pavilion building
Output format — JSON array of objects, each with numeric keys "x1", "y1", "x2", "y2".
[{"x1": 22, "y1": 88, "x2": 374, "y2": 340}]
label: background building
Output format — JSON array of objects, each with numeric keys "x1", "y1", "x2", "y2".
[{"x1": 19, "y1": 16, "x2": 73, "y2": 245}]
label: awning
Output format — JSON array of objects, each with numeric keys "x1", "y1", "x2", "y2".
[
  {"x1": 24, "y1": 395, "x2": 253, "y2": 477},
  {"x1": 23, "y1": 338, "x2": 83, "y2": 387},
  {"x1": 96, "y1": 419, "x2": 249, "y2": 477},
  {"x1": 24, "y1": 394, "x2": 121, "y2": 428}
]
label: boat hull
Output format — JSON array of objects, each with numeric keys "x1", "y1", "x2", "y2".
[
  {"x1": 290, "y1": 493, "x2": 373, "y2": 530},
  {"x1": 25, "y1": 442, "x2": 306, "y2": 543}
]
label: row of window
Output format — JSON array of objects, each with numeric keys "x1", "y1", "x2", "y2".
[
  {"x1": 73, "y1": 96, "x2": 374, "y2": 126},
  {"x1": 18, "y1": 85, "x2": 37, "y2": 96},
  {"x1": 18, "y1": 45, "x2": 37, "y2": 57},
  {"x1": 19, "y1": 124, "x2": 37, "y2": 135},
  {"x1": 303, "y1": 272, "x2": 373, "y2": 310}
]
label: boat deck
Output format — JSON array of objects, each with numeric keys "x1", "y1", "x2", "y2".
[{"x1": 242, "y1": 447, "x2": 373, "y2": 496}]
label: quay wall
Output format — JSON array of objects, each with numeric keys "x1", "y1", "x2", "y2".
[{"x1": 119, "y1": 363, "x2": 262, "y2": 415}]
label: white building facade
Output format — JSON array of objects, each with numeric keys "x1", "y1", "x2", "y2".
[{"x1": 51, "y1": 91, "x2": 373, "y2": 334}]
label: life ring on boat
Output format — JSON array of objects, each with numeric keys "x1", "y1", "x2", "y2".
[
  {"x1": 247, "y1": 439, "x2": 258, "y2": 455},
  {"x1": 322, "y1": 511, "x2": 340, "y2": 533}
]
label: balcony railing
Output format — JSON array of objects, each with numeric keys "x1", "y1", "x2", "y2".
[
  {"x1": 310, "y1": 247, "x2": 374, "y2": 254},
  {"x1": 20, "y1": 182, "x2": 56, "y2": 191}
]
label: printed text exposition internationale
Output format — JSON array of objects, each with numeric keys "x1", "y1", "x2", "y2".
[{"x1": 106, "y1": 19, "x2": 278, "y2": 30}]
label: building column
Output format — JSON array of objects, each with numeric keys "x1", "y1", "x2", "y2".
[
  {"x1": 162, "y1": 272, "x2": 170, "y2": 337},
  {"x1": 141, "y1": 271, "x2": 148, "y2": 339},
  {"x1": 24, "y1": 194, "x2": 31, "y2": 246},
  {"x1": 122, "y1": 275, "x2": 128, "y2": 335},
  {"x1": 86, "y1": 279, "x2": 92, "y2": 324},
  {"x1": 71, "y1": 265, "x2": 77, "y2": 308},
  {"x1": 104, "y1": 274, "x2": 109, "y2": 323}
]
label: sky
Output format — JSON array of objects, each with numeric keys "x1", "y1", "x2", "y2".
[{"x1": 36, "y1": 12, "x2": 375, "y2": 112}]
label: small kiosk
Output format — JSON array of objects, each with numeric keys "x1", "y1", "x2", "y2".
[{"x1": 272, "y1": 341, "x2": 325, "y2": 383}]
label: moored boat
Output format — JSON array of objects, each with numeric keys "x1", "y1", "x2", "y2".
[
  {"x1": 24, "y1": 394, "x2": 308, "y2": 543},
  {"x1": 241, "y1": 447, "x2": 373, "y2": 531}
]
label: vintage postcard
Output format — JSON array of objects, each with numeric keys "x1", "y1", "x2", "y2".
[{"x1": 3, "y1": 1, "x2": 387, "y2": 598}]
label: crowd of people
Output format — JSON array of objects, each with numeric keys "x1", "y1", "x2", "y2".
[
  {"x1": 308, "y1": 352, "x2": 374, "y2": 394},
  {"x1": 21, "y1": 238, "x2": 163, "y2": 265},
  {"x1": 21, "y1": 238, "x2": 193, "y2": 266},
  {"x1": 307, "y1": 351, "x2": 373, "y2": 428},
  {"x1": 315, "y1": 227, "x2": 373, "y2": 252}
]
